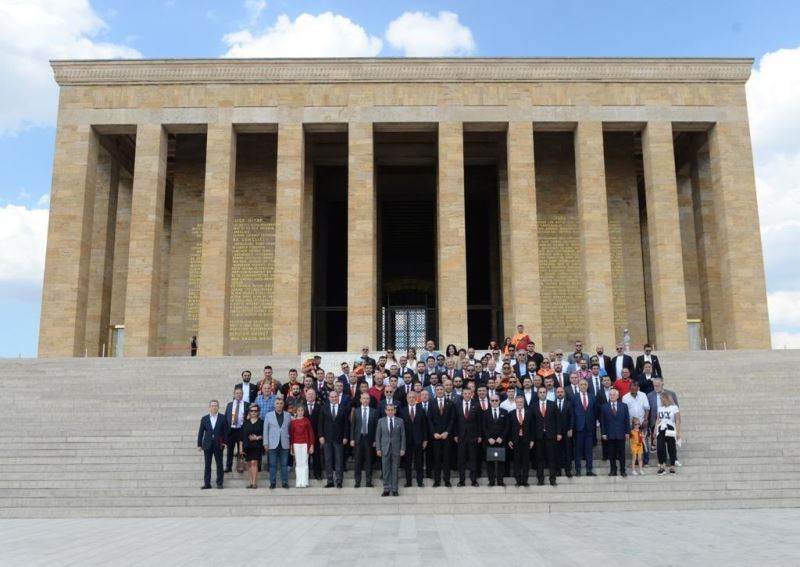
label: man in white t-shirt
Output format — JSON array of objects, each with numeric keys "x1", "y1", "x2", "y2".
[{"x1": 622, "y1": 380, "x2": 650, "y2": 427}]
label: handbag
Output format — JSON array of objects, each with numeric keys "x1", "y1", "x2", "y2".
[
  {"x1": 236, "y1": 453, "x2": 246, "y2": 473},
  {"x1": 486, "y1": 447, "x2": 506, "y2": 462}
]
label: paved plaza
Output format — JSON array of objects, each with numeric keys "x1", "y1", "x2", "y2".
[{"x1": 1, "y1": 509, "x2": 796, "y2": 566}]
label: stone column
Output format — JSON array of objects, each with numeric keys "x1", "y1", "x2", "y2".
[
  {"x1": 347, "y1": 122, "x2": 377, "y2": 350},
  {"x1": 85, "y1": 149, "x2": 120, "y2": 356},
  {"x1": 505, "y1": 121, "x2": 543, "y2": 347},
  {"x1": 124, "y1": 124, "x2": 168, "y2": 357},
  {"x1": 271, "y1": 122, "x2": 305, "y2": 355},
  {"x1": 707, "y1": 122, "x2": 771, "y2": 349},
  {"x1": 197, "y1": 123, "x2": 237, "y2": 356},
  {"x1": 574, "y1": 122, "x2": 616, "y2": 348},
  {"x1": 641, "y1": 122, "x2": 689, "y2": 350},
  {"x1": 437, "y1": 122, "x2": 469, "y2": 348},
  {"x1": 39, "y1": 124, "x2": 99, "y2": 357}
]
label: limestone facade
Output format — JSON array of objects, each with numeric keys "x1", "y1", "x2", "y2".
[{"x1": 38, "y1": 58, "x2": 771, "y2": 356}]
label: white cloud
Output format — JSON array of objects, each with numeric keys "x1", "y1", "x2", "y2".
[
  {"x1": 771, "y1": 331, "x2": 800, "y2": 350},
  {"x1": 746, "y1": 46, "x2": 800, "y2": 345},
  {"x1": 385, "y1": 11, "x2": 475, "y2": 57},
  {"x1": 0, "y1": 0, "x2": 141, "y2": 135},
  {"x1": 36, "y1": 193, "x2": 50, "y2": 208},
  {"x1": 244, "y1": 0, "x2": 266, "y2": 25},
  {"x1": 767, "y1": 291, "x2": 800, "y2": 328},
  {"x1": 222, "y1": 12, "x2": 383, "y2": 58},
  {"x1": 0, "y1": 204, "x2": 48, "y2": 301}
]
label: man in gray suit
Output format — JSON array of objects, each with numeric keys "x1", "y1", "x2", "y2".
[
  {"x1": 263, "y1": 397, "x2": 292, "y2": 489},
  {"x1": 375, "y1": 402, "x2": 406, "y2": 497}
]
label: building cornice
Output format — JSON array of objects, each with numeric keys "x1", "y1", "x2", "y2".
[{"x1": 50, "y1": 57, "x2": 754, "y2": 86}]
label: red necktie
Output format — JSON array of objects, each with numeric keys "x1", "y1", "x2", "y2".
[
  {"x1": 481, "y1": 399, "x2": 487, "y2": 411},
  {"x1": 540, "y1": 402, "x2": 546, "y2": 417},
  {"x1": 582, "y1": 393, "x2": 588, "y2": 411},
  {"x1": 612, "y1": 403, "x2": 617, "y2": 416},
  {"x1": 464, "y1": 403, "x2": 469, "y2": 419}
]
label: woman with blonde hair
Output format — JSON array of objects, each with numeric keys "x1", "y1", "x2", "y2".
[{"x1": 655, "y1": 391, "x2": 681, "y2": 475}]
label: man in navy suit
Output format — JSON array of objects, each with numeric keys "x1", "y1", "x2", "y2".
[
  {"x1": 554, "y1": 386, "x2": 574, "y2": 478},
  {"x1": 601, "y1": 389, "x2": 631, "y2": 477},
  {"x1": 197, "y1": 400, "x2": 228, "y2": 489},
  {"x1": 572, "y1": 380, "x2": 597, "y2": 477}
]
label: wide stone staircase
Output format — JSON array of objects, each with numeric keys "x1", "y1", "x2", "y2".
[{"x1": 1, "y1": 350, "x2": 798, "y2": 517}]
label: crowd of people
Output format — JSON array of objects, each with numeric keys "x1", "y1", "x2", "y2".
[{"x1": 197, "y1": 324, "x2": 682, "y2": 495}]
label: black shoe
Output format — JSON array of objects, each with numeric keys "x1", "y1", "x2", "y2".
[
  {"x1": 550, "y1": 479, "x2": 557, "y2": 487},
  {"x1": 201, "y1": 485, "x2": 211, "y2": 490},
  {"x1": 488, "y1": 480, "x2": 495, "y2": 487},
  {"x1": 515, "y1": 481, "x2": 521, "y2": 487},
  {"x1": 433, "y1": 481, "x2": 441, "y2": 487},
  {"x1": 224, "y1": 468, "x2": 233, "y2": 473},
  {"x1": 457, "y1": 481, "x2": 466, "y2": 487},
  {"x1": 556, "y1": 471, "x2": 562, "y2": 477},
  {"x1": 575, "y1": 470, "x2": 582, "y2": 477},
  {"x1": 497, "y1": 480, "x2": 505, "y2": 487},
  {"x1": 392, "y1": 491, "x2": 399, "y2": 497},
  {"x1": 336, "y1": 481, "x2": 342, "y2": 488},
  {"x1": 417, "y1": 481, "x2": 424, "y2": 488},
  {"x1": 381, "y1": 490, "x2": 390, "y2": 497},
  {"x1": 325, "y1": 481, "x2": 334, "y2": 488},
  {"x1": 216, "y1": 484, "x2": 223, "y2": 489},
  {"x1": 354, "y1": 481, "x2": 361, "y2": 488},
  {"x1": 282, "y1": 483, "x2": 289, "y2": 489},
  {"x1": 472, "y1": 481, "x2": 479, "y2": 487},
  {"x1": 522, "y1": 481, "x2": 530, "y2": 487},
  {"x1": 444, "y1": 481, "x2": 452, "y2": 488},
  {"x1": 405, "y1": 481, "x2": 412, "y2": 488},
  {"x1": 586, "y1": 471, "x2": 597, "y2": 477},
  {"x1": 609, "y1": 471, "x2": 617, "y2": 477},
  {"x1": 366, "y1": 480, "x2": 373, "y2": 488},
  {"x1": 620, "y1": 472, "x2": 627, "y2": 478},
  {"x1": 565, "y1": 471, "x2": 573, "y2": 478},
  {"x1": 537, "y1": 479, "x2": 545, "y2": 486},
  {"x1": 269, "y1": 483, "x2": 276, "y2": 489}
]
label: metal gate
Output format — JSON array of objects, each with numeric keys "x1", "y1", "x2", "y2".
[{"x1": 380, "y1": 306, "x2": 435, "y2": 350}]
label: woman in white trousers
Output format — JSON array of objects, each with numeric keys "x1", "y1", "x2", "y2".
[{"x1": 289, "y1": 403, "x2": 315, "y2": 488}]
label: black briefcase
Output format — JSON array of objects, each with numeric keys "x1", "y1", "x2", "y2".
[{"x1": 486, "y1": 447, "x2": 506, "y2": 461}]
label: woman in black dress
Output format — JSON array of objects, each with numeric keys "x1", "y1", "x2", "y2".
[{"x1": 242, "y1": 406, "x2": 264, "y2": 488}]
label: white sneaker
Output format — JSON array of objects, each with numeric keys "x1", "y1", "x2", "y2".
[
  {"x1": 632, "y1": 470, "x2": 638, "y2": 476},
  {"x1": 675, "y1": 460, "x2": 682, "y2": 467},
  {"x1": 639, "y1": 469, "x2": 646, "y2": 475}
]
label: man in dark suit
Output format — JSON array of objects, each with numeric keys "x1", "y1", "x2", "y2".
[
  {"x1": 635, "y1": 344, "x2": 663, "y2": 377},
  {"x1": 224, "y1": 388, "x2": 248, "y2": 472},
  {"x1": 399, "y1": 391, "x2": 428, "y2": 487},
  {"x1": 483, "y1": 394, "x2": 508, "y2": 486},
  {"x1": 636, "y1": 361, "x2": 657, "y2": 395},
  {"x1": 349, "y1": 392, "x2": 377, "y2": 488},
  {"x1": 609, "y1": 344, "x2": 635, "y2": 381},
  {"x1": 507, "y1": 394, "x2": 534, "y2": 487},
  {"x1": 454, "y1": 387, "x2": 482, "y2": 487},
  {"x1": 319, "y1": 391, "x2": 349, "y2": 488},
  {"x1": 572, "y1": 380, "x2": 597, "y2": 477},
  {"x1": 600, "y1": 389, "x2": 631, "y2": 477},
  {"x1": 532, "y1": 387, "x2": 561, "y2": 486},
  {"x1": 197, "y1": 400, "x2": 228, "y2": 489},
  {"x1": 427, "y1": 384, "x2": 455, "y2": 487},
  {"x1": 304, "y1": 389, "x2": 324, "y2": 480},
  {"x1": 554, "y1": 386, "x2": 574, "y2": 478},
  {"x1": 596, "y1": 376, "x2": 614, "y2": 460},
  {"x1": 235, "y1": 370, "x2": 259, "y2": 405}
]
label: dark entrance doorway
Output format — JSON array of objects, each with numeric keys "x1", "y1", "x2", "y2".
[{"x1": 377, "y1": 165, "x2": 437, "y2": 350}]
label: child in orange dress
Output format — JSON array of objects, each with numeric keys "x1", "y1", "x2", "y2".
[{"x1": 630, "y1": 417, "x2": 645, "y2": 475}]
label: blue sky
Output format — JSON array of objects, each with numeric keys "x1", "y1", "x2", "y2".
[{"x1": 1, "y1": 0, "x2": 799, "y2": 356}]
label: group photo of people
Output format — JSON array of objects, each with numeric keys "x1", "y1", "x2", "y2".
[{"x1": 197, "y1": 325, "x2": 682, "y2": 496}]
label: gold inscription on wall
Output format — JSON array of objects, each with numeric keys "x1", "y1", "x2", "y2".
[
  {"x1": 229, "y1": 217, "x2": 275, "y2": 341},
  {"x1": 186, "y1": 224, "x2": 203, "y2": 324},
  {"x1": 538, "y1": 215, "x2": 583, "y2": 346}
]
